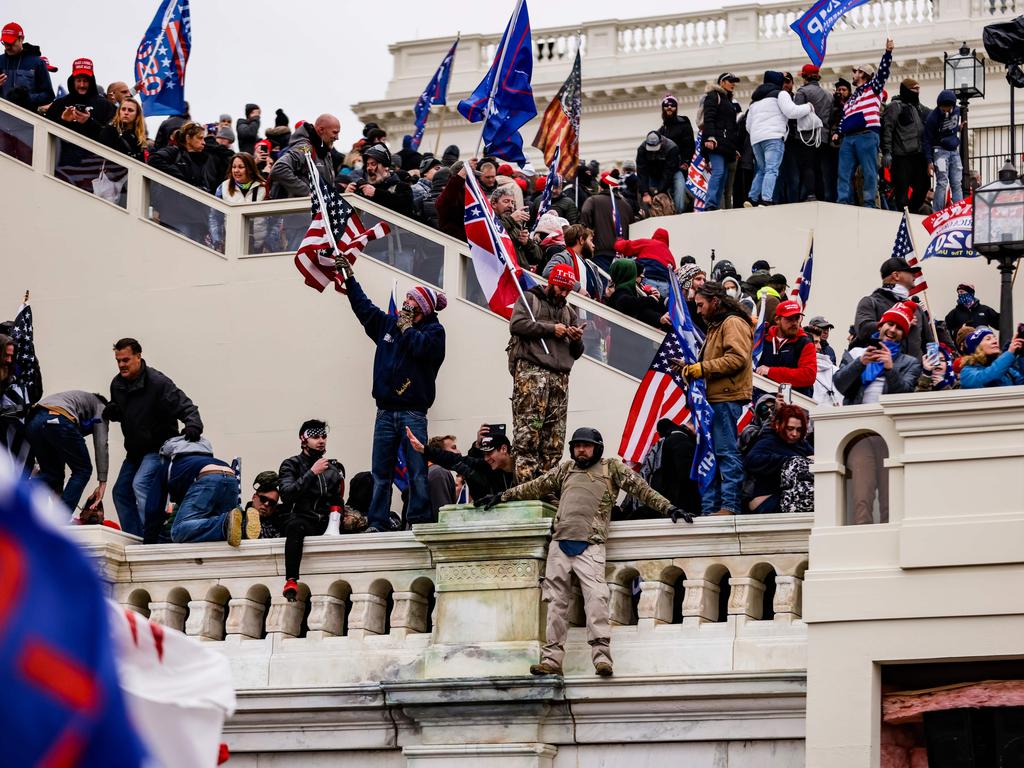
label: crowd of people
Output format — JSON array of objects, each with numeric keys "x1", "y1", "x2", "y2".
[{"x1": 3, "y1": 21, "x2": 1020, "y2": 677}]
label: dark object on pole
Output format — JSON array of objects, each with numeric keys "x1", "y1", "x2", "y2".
[
  {"x1": 973, "y1": 161, "x2": 1024, "y2": 345},
  {"x1": 982, "y1": 16, "x2": 1024, "y2": 65}
]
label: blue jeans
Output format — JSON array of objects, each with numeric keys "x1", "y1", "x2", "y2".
[
  {"x1": 112, "y1": 452, "x2": 163, "y2": 537},
  {"x1": 933, "y1": 148, "x2": 963, "y2": 208},
  {"x1": 170, "y1": 474, "x2": 238, "y2": 543},
  {"x1": 25, "y1": 409, "x2": 93, "y2": 513},
  {"x1": 749, "y1": 138, "x2": 785, "y2": 203},
  {"x1": 704, "y1": 151, "x2": 728, "y2": 210},
  {"x1": 670, "y1": 170, "x2": 686, "y2": 213},
  {"x1": 369, "y1": 409, "x2": 429, "y2": 529},
  {"x1": 700, "y1": 401, "x2": 745, "y2": 516},
  {"x1": 837, "y1": 131, "x2": 880, "y2": 207}
]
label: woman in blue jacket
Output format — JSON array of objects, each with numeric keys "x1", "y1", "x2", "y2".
[{"x1": 958, "y1": 326, "x2": 1024, "y2": 388}]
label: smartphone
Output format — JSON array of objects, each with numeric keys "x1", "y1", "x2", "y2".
[
  {"x1": 486, "y1": 423, "x2": 507, "y2": 437},
  {"x1": 74, "y1": 104, "x2": 90, "y2": 113},
  {"x1": 926, "y1": 342, "x2": 940, "y2": 359},
  {"x1": 778, "y1": 383, "x2": 792, "y2": 403},
  {"x1": 867, "y1": 341, "x2": 882, "y2": 349},
  {"x1": 255, "y1": 139, "x2": 271, "y2": 155}
]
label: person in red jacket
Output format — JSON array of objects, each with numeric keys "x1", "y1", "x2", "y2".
[
  {"x1": 754, "y1": 299, "x2": 816, "y2": 397},
  {"x1": 613, "y1": 227, "x2": 677, "y2": 298}
]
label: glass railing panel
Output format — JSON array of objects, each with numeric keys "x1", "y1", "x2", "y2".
[
  {"x1": 53, "y1": 138, "x2": 128, "y2": 208},
  {"x1": 0, "y1": 110, "x2": 33, "y2": 164},
  {"x1": 147, "y1": 179, "x2": 225, "y2": 253},
  {"x1": 243, "y1": 210, "x2": 309, "y2": 256}
]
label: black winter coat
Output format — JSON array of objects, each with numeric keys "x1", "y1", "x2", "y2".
[
  {"x1": 108, "y1": 361, "x2": 203, "y2": 460},
  {"x1": 99, "y1": 124, "x2": 146, "y2": 162},
  {"x1": 701, "y1": 87, "x2": 740, "y2": 156},
  {"x1": 658, "y1": 115, "x2": 695, "y2": 165},
  {"x1": 635, "y1": 136, "x2": 681, "y2": 196},
  {"x1": 944, "y1": 301, "x2": 999, "y2": 336},
  {"x1": 744, "y1": 431, "x2": 812, "y2": 498},
  {"x1": 148, "y1": 145, "x2": 215, "y2": 192},
  {"x1": 424, "y1": 444, "x2": 515, "y2": 501},
  {"x1": 607, "y1": 287, "x2": 666, "y2": 329},
  {"x1": 203, "y1": 136, "x2": 235, "y2": 192},
  {"x1": 44, "y1": 74, "x2": 114, "y2": 141},
  {"x1": 358, "y1": 173, "x2": 414, "y2": 219},
  {"x1": 279, "y1": 451, "x2": 345, "y2": 522}
]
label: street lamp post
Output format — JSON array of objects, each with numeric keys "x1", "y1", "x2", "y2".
[
  {"x1": 944, "y1": 43, "x2": 986, "y2": 197},
  {"x1": 973, "y1": 161, "x2": 1024, "y2": 345}
]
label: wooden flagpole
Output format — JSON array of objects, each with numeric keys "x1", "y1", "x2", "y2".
[
  {"x1": 902, "y1": 206, "x2": 939, "y2": 345},
  {"x1": 432, "y1": 105, "x2": 447, "y2": 158}
]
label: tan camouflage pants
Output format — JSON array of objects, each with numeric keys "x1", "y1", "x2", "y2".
[{"x1": 512, "y1": 360, "x2": 569, "y2": 483}]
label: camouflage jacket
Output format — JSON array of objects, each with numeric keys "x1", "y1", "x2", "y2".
[{"x1": 499, "y1": 457, "x2": 672, "y2": 543}]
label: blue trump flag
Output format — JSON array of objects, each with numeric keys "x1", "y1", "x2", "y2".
[
  {"x1": 134, "y1": 0, "x2": 192, "y2": 117},
  {"x1": 458, "y1": 0, "x2": 537, "y2": 165},
  {"x1": 0, "y1": 463, "x2": 148, "y2": 766},
  {"x1": 411, "y1": 37, "x2": 459, "y2": 151},
  {"x1": 667, "y1": 272, "x2": 717, "y2": 493},
  {"x1": 790, "y1": 0, "x2": 869, "y2": 67}
]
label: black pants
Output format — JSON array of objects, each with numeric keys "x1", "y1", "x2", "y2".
[
  {"x1": 890, "y1": 154, "x2": 930, "y2": 214},
  {"x1": 284, "y1": 515, "x2": 328, "y2": 580},
  {"x1": 795, "y1": 141, "x2": 829, "y2": 201}
]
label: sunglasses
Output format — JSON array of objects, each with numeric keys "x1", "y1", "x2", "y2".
[{"x1": 257, "y1": 494, "x2": 278, "y2": 507}]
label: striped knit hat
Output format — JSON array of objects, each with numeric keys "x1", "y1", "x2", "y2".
[{"x1": 406, "y1": 286, "x2": 447, "y2": 315}]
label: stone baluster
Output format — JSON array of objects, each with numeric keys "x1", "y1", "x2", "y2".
[
  {"x1": 347, "y1": 592, "x2": 388, "y2": 639},
  {"x1": 637, "y1": 580, "x2": 674, "y2": 629},
  {"x1": 185, "y1": 599, "x2": 227, "y2": 641},
  {"x1": 225, "y1": 597, "x2": 267, "y2": 640},
  {"x1": 680, "y1": 578, "x2": 720, "y2": 625},
  {"x1": 608, "y1": 581, "x2": 634, "y2": 626},
  {"x1": 148, "y1": 601, "x2": 187, "y2": 633},
  {"x1": 390, "y1": 591, "x2": 429, "y2": 638},
  {"x1": 773, "y1": 575, "x2": 804, "y2": 622},
  {"x1": 265, "y1": 595, "x2": 306, "y2": 639},
  {"x1": 306, "y1": 594, "x2": 347, "y2": 639},
  {"x1": 728, "y1": 577, "x2": 767, "y2": 621}
]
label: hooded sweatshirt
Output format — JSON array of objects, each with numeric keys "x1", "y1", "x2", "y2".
[
  {"x1": 746, "y1": 72, "x2": 814, "y2": 146},
  {"x1": 613, "y1": 228, "x2": 676, "y2": 284},
  {"x1": 922, "y1": 91, "x2": 962, "y2": 156},
  {"x1": 45, "y1": 69, "x2": 114, "y2": 140},
  {"x1": 0, "y1": 42, "x2": 55, "y2": 109}
]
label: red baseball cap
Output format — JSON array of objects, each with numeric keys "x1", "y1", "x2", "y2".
[
  {"x1": 71, "y1": 58, "x2": 95, "y2": 78},
  {"x1": 548, "y1": 263, "x2": 579, "y2": 290},
  {"x1": 1, "y1": 22, "x2": 23, "y2": 44},
  {"x1": 800, "y1": 64, "x2": 820, "y2": 78},
  {"x1": 40, "y1": 56, "x2": 58, "y2": 73},
  {"x1": 775, "y1": 300, "x2": 804, "y2": 318}
]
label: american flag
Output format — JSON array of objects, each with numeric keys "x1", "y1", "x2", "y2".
[
  {"x1": 790, "y1": 242, "x2": 814, "y2": 309},
  {"x1": 891, "y1": 212, "x2": 927, "y2": 296},
  {"x1": 134, "y1": 0, "x2": 192, "y2": 117},
  {"x1": 532, "y1": 49, "x2": 581, "y2": 180},
  {"x1": 686, "y1": 131, "x2": 711, "y2": 212},
  {"x1": 294, "y1": 178, "x2": 390, "y2": 293}
]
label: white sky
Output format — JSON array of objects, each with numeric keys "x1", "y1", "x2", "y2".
[{"x1": 4, "y1": 0, "x2": 741, "y2": 141}]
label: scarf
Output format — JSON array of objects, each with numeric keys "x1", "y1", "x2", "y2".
[
  {"x1": 957, "y1": 292, "x2": 976, "y2": 308},
  {"x1": 861, "y1": 338, "x2": 902, "y2": 386}
]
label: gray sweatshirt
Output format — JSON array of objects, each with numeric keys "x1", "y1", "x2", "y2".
[{"x1": 37, "y1": 390, "x2": 109, "y2": 482}]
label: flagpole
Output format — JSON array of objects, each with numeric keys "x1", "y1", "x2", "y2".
[
  {"x1": 477, "y1": 0, "x2": 525, "y2": 160},
  {"x1": 432, "y1": 105, "x2": 446, "y2": 158},
  {"x1": 574, "y1": 30, "x2": 582, "y2": 207},
  {"x1": 902, "y1": 207, "x2": 939, "y2": 345},
  {"x1": 306, "y1": 152, "x2": 340, "y2": 257},
  {"x1": 465, "y1": 166, "x2": 549, "y2": 354}
]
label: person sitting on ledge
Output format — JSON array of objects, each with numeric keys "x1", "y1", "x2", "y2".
[
  {"x1": 743, "y1": 403, "x2": 814, "y2": 514},
  {"x1": 475, "y1": 427, "x2": 692, "y2": 679},
  {"x1": 957, "y1": 326, "x2": 1024, "y2": 389}
]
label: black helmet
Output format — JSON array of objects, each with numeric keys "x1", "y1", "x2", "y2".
[
  {"x1": 711, "y1": 259, "x2": 738, "y2": 283},
  {"x1": 362, "y1": 142, "x2": 392, "y2": 168},
  {"x1": 569, "y1": 427, "x2": 604, "y2": 447}
]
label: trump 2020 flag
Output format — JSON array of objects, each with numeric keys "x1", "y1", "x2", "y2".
[
  {"x1": 667, "y1": 272, "x2": 717, "y2": 493},
  {"x1": 458, "y1": 0, "x2": 537, "y2": 165},
  {"x1": 790, "y1": 0, "x2": 869, "y2": 67},
  {"x1": 464, "y1": 168, "x2": 524, "y2": 319},
  {"x1": 687, "y1": 132, "x2": 711, "y2": 211},
  {"x1": 411, "y1": 37, "x2": 458, "y2": 151},
  {"x1": 135, "y1": 0, "x2": 192, "y2": 117},
  {"x1": 922, "y1": 197, "x2": 977, "y2": 259}
]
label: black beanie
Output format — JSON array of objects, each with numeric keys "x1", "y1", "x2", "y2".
[
  {"x1": 275, "y1": 108, "x2": 289, "y2": 127},
  {"x1": 245, "y1": 103, "x2": 259, "y2": 117}
]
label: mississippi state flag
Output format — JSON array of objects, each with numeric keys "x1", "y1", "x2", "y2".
[{"x1": 463, "y1": 170, "x2": 524, "y2": 319}]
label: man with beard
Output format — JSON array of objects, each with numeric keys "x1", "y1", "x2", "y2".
[
  {"x1": 345, "y1": 142, "x2": 414, "y2": 218},
  {"x1": 44, "y1": 57, "x2": 114, "y2": 140},
  {"x1": 477, "y1": 427, "x2": 692, "y2": 678},
  {"x1": 278, "y1": 420, "x2": 346, "y2": 601},
  {"x1": 269, "y1": 113, "x2": 340, "y2": 198},
  {"x1": 492, "y1": 185, "x2": 542, "y2": 269},
  {"x1": 656, "y1": 95, "x2": 695, "y2": 212},
  {"x1": 507, "y1": 264, "x2": 585, "y2": 483},
  {"x1": 542, "y1": 224, "x2": 603, "y2": 301}
]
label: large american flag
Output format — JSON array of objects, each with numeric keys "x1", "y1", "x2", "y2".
[
  {"x1": 891, "y1": 212, "x2": 927, "y2": 296},
  {"x1": 294, "y1": 178, "x2": 391, "y2": 293},
  {"x1": 532, "y1": 49, "x2": 581, "y2": 180}
]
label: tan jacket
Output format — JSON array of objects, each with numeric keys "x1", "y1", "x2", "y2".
[
  {"x1": 508, "y1": 286, "x2": 584, "y2": 374},
  {"x1": 699, "y1": 312, "x2": 753, "y2": 403},
  {"x1": 499, "y1": 457, "x2": 672, "y2": 544}
]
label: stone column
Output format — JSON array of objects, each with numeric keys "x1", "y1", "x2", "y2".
[
  {"x1": 225, "y1": 597, "x2": 267, "y2": 640},
  {"x1": 347, "y1": 592, "x2": 388, "y2": 639},
  {"x1": 773, "y1": 575, "x2": 804, "y2": 622},
  {"x1": 414, "y1": 501, "x2": 555, "y2": 678},
  {"x1": 637, "y1": 580, "x2": 674, "y2": 629},
  {"x1": 148, "y1": 601, "x2": 187, "y2": 633},
  {"x1": 607, "y1": 582, "x2": 634, "y2": 626},
  {"x1": 390, "y1": 591, "x2": 429, "y2": 638},
  {"x1": 185, "y1": 599, "x2": 226, "y2": 641},
  {"x1": 728, "y1": 577, "x2": 767, "y2": 621},
  {"x1": 306, "y1": 594, "x2": 346, "y2": 639},
  {"x1": 265, "y1": 595, "x2": 306, "y2": 639},
  {"x1": 681, "y1": 578, "x2": 720, "y2": 625}
]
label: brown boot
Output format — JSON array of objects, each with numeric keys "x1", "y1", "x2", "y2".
[
  {"x1": 530, "y1": 661, "x2": 563, "y2": 676},
  {"x1": 595, "y1": 662, "x2": 614, "y2": 677},
  {"x1": 711, "y1": 508, "x2": 734, "y2": 516}
]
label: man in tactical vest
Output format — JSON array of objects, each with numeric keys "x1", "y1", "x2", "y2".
[{"x1": 478, "y1": 428, "x2": 693, "y2": 677}]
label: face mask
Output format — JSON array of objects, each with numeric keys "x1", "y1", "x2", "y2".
[
  {"x1": 726, "y1": 285, "x2": 741, "y2": 300},
  {"x1": 890, "y1": 283, "x2": 909, "y2": 299},
  {"x1": 957, "y1": 292, "x2": 975, "y2": 307}
]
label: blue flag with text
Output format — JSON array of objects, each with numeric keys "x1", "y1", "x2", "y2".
[
  {"x1": 134, "y1": 0, "x2": 192, "y2": 117},
  {"x1": 411, "y1": 37, "x2": 458, "y2": 151},
  {"x1": 790, "y1": 0, "x2": 869, "y2": 67}
]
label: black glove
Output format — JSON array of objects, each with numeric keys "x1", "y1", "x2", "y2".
[
  {"x1": 182, "y1": 426, "x2": 202, "y2": 442},
  {"x1": 102, "y1": 402, "x2": 121, "y2": 422},
  {"x1": 669, "y1": 506, "x2": 694, "y2": 524},
  {"x1": 474, "y1": 494, "x2": 501, "y2": 510}
]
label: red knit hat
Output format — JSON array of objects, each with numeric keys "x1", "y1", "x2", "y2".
[
  {"x1": 879, "y1": 301, "x2": 915, "y2": 336},
  {"x1": 548, "y1": 264, "x2": 578, "y2": 290}
]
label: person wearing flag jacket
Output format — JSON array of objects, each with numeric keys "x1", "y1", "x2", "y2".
[
  {"x1": 341, "y1": 266, "x2": 446, "y2": 533},
  {"x1": 853, "y1": 257, "x2": 933, "y2": 357},
  {"x1": 508, "y1": 264, "x2": 585, "y2": 483},
  {"x1": 837, "y1": 38, "x2": 893, "y2": 207},
  {"x1": 754, "y1": 300, "x2": 817, "y2": 397}
]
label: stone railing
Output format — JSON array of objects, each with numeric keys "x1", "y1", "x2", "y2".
[{"x1": 75, "y1": 502, "x2": 811, "y2": 683}]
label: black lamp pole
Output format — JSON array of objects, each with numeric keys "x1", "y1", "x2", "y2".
[{"x1": 990, "y1": 251, "x2": 1018, "y2": 345}]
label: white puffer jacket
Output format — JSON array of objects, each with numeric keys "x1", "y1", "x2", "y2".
[{"x1": 746, "y1": 89, "x2": 817, "y2": 145}]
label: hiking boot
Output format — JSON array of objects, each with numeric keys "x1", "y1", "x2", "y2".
[
  {"x1": 282, "y1": 578, "x2": 298, "y2": 602},
  {"x1": 226, "y1": 508, "x2": 243, "y2": 547},
  {"x1": 595, "y1": 662, "x2": 614, "y2": 677},
  {"x1": 712, "y1": 508, "x2": 735, "y2": 516},
  {"x1": 529, "y1": 662, "x2": 563, "y2": 676},
  {"x1": 244, "y1": 507, "x2": 261, "y2": 540}
]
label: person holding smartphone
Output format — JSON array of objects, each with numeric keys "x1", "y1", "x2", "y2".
[{"x1": 44, "y1": 57, "x2": 113, "y2": 140}]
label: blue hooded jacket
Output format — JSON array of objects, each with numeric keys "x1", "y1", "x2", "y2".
[
  {"x1": 922, "y1": 90, "x2": 961, "y2": 157},
  {"x1": 960, "y1": 350, "x2": 1024, "y2": 389},
  {"x1": 345, "y1": 277, "x2": 445, "y2": 413},
  {"x1": 0, "y1": 43, "x2": 55, "y2": 109}
]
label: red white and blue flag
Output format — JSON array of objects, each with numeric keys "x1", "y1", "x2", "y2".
[
  {"x1": 891, "y1": 212, "x2": 928, "y2": 296},
  {"x1": 922, "y1": 197, "x2": 977, "y2": 259},
  {"x1": 411, "y1": 36, "x2": 459, "y2": 151},
  {"x1": 790, "y1": 0, "x2": 870, "y2": 67},
  {"x1": 687, "y1": 131, "x2": 711, "y2": 211},
  {"x1": 134, "y1": 0, "x2": 192, "y2": 117},
  {"x1": 790, "y1": 241, "x2": 814, "y2": 309},
  {"x1": 463, "y1": 169, "x2": 525, "y2": 319}
]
